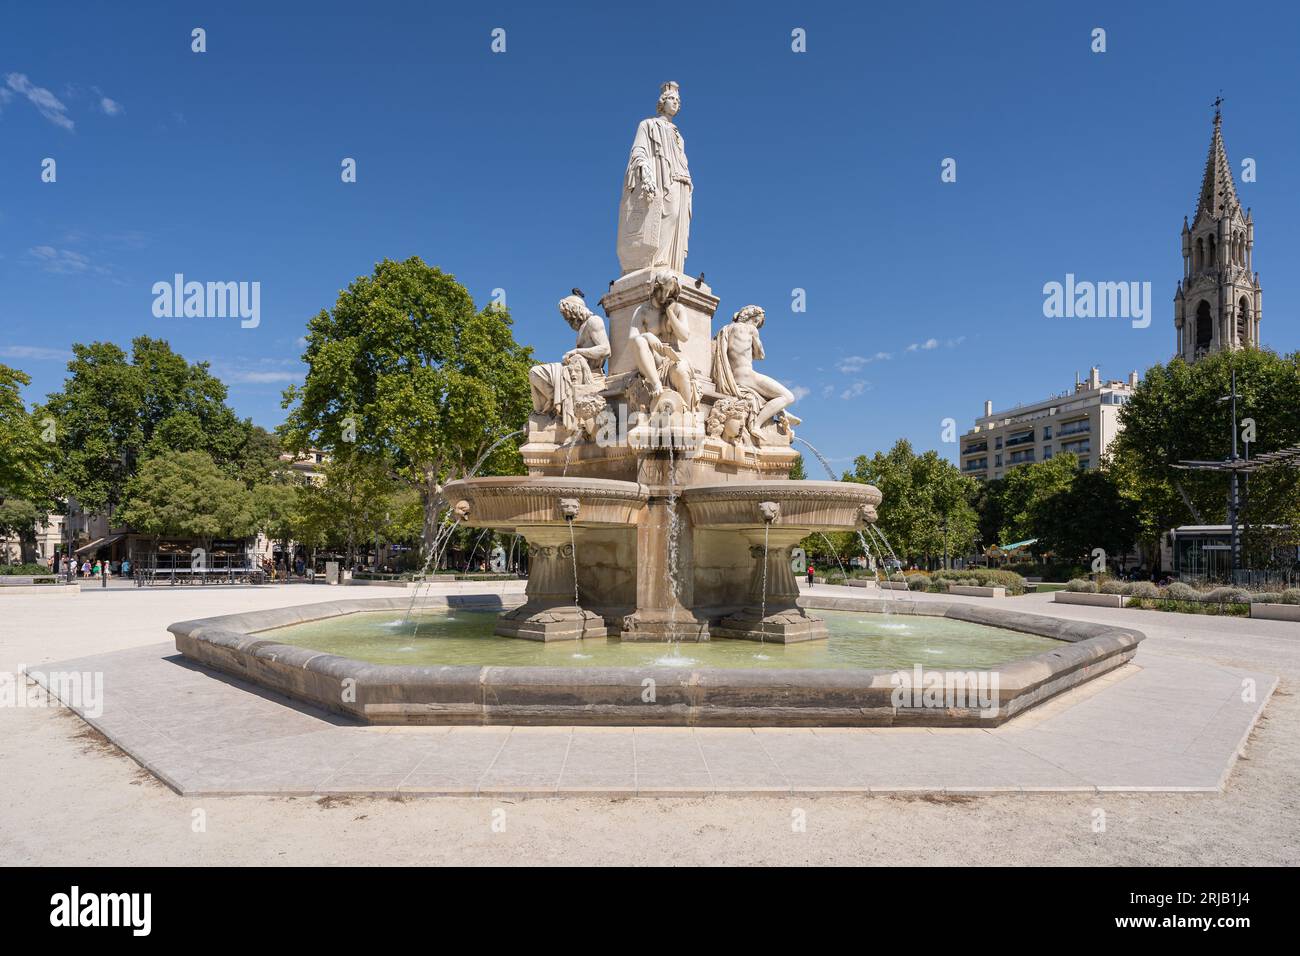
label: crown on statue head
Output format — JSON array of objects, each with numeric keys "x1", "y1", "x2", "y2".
[{"x1": 660, "y1": 81, "x2": 680, "y2": 96}]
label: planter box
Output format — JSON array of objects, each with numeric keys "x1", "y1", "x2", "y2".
[
  {"x1": 0, "y1": 584, "x2": 80, "y2": 595},
  {"x1": 946, "y1": 584, "x2": 1006, "y2": 599},
  {"x1": 1054, "y1": 591, "x2": 1125, "y2": 608},
  {"x1": 1251, "y1": 603, "x2": 1300, "y2": 622}
]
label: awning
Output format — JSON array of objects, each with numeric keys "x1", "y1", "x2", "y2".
[
  {"x1": 74, "y1": 533, "x2": 127, "y2": 555},
  {"x1": 991, "y1": 538, "x2": 1038, "y2": 553}
]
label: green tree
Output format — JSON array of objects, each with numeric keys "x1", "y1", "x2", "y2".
[
  {"x1": 0, "y1": 364, "x2": 51, "y2": 507},
  {"x1": 40, "y1": 338, "x2": 268, "y2": 515},
  {"x1": 235, "y1": 425, "x2": 287, "y2": 488},
  {"x1": 845, "y1": 440, "x2": 979, "y2": 568},
  {"x1": 298, "y1": 457, "x2": 403, "y2": 569},
  {"x1": 0, "y1": 498, "x2": 44, "y2": 565},
  {"x1": 281, "y1": 257, "x2": 533, "y2": 558},
  {"x1": 252, "y1": 479, "x2": 308, "y2": 567},
  {"x1": 117, "y1": 450, "x2": 257, "y2": 551},
  {"x1": 1032, "y1": 469, "x2": 1140, "y2": 567},
  {"x1": 1109, "y1": 348, "x2": 1300, "y2": 563},
  {"x1": 971, "y1": 477, "x2": 1006, "y2": 556},
  {"x1": 994, "y1": 454, "x2": 1080, "y2": 551}
]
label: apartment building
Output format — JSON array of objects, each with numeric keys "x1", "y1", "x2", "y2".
[{"x1": 959, "y1": 367, "x2": 1138, "y2": 481}]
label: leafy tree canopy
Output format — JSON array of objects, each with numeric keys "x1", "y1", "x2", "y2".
[
  {"x1": 280, "y1": 257, "x2": 533, "y2": 554},
  {"x1": 844, "y1": 439, "x2": 979, "y2": 567},
  {"x1": 117, "y1": 449, "x2": 256, "y2": 543},
  {"x1": 1109, "y1": 348, "x2": 1300, "y2": 551},
  {"x1": 40, "y1": 337, "x2": 273, "y2": 513},
  {"x1": 0, "y1": 363, "x2": 49, "y2": 506},
  {"x1": 1030, "y1": 469, "x2": 1140, "y2": 566}
]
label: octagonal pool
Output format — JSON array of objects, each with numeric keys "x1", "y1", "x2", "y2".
[{"x1": 264, "y1": 607, "x2": 1061, "y2": 671}]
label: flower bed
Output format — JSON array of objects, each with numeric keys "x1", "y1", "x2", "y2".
[{"x1": 1059, "y1": 579, "x2": 1300, "y2": 616}]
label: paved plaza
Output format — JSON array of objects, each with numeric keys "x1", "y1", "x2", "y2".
[{"x1": 2, "y1": 584, "x2": 1297, "y2": 865}]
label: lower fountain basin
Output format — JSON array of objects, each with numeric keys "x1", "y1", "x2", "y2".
[
  {"x1": 682, "y1": 479, "x2": 882, "y2": 531},
  {"x1": 260, "y1": 607, "x2": 1060, "y2": 669},
  {"x1": 441, "y1": 475, "x2": 649, "y2": 528},
  {"x1": 169, "y1": 595, "x2": 1144, "y2": 727}
]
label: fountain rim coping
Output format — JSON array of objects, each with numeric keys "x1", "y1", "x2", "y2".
[
  {"x1": 168, "y1": 594, "x2": 1144, "y2": 727},
  {"x1": 681, "y1": 480, "x2": 881, "y2": 502},
  {"x1": 441, "y1": 476, "x2": 651, "y2": 504}
]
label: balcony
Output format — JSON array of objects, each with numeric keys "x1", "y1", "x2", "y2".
[
  {"x1": 1057, "y1": 419, "x2": 1091, "y2": 438},
  {"x1": 1005, "y1": 431, "x2": 1035, "y2": 448}
]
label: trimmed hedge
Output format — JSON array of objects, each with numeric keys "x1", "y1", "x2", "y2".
[
  {"x1": 0, "y1": 563, "x2": 54, "y2": 576},
  {"x1": 1067, "y1": 577, "x2": 1296, "y2": 608},
  {"x1": 927, "y1": 568, "x2": 1026, "y2": 595}
]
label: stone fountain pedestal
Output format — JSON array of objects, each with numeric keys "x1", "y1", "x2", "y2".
[
  {"x1": 619, "y1": 473, "x2": 709, "y2": 642},
  {"x1": 493, "y1": 524, "x2": 606, "y2": 642},
  {"x1": 710, "y1": 529, "x2": 829, "y2": 643}
]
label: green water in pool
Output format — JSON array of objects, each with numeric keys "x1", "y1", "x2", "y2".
[{"x1": 263, "y1": 608, "x2": 1060, "y2": 670}]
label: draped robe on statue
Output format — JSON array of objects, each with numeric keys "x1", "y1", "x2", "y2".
[{"x1": 617, "y1": 116, "x2": 692, "y2": 275}]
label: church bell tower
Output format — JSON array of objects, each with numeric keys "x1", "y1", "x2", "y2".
[{"x1": 1173, "y1": 101, "x2": 1262, "y2": 363}]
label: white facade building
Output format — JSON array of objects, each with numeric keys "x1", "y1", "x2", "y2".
[{"x1": 960, "y1": 367, "x2": 1138, "y2": 481}]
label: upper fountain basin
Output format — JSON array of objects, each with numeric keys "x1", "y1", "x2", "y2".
[
  {"x1": 441, "y1": 476, "x2": 649, "y2": 528},
  {"x1": 682, "y1": 480, "x2": 881, "y2": 531}
]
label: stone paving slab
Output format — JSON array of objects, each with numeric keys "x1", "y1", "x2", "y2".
[{"x1": 26, "y1": 642, "x2": 1275, "y2": 797}]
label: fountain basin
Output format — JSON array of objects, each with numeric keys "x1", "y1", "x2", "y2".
[
  {"x1": 682, "y1": 480, "x2": 881, "y2": 531},
  {"x1": 684, "y1": 480, "x2": 882, "y2": 643},
  {"x1": 438, "y1": 476, "x2": 650, "y2": 641},
  {"x1": 441, "y1": 476, "x2": 649, "y2": 528},
  {"x1": 169, "y1": 595, "x2": 1144, "y2": 727}
]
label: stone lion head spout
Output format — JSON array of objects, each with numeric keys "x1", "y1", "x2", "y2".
[{"x1": 758, "y1": 501, "x2": 780, "y2": 524}]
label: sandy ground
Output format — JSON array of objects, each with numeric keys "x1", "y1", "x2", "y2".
[{"x1": 1, "y1": 584, "x2": 1297, "y2": 866}]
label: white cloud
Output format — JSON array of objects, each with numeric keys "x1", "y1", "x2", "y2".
[
  {"x1": 99, "y1": 96, "x2": 123, "y2": 116},
  {"x1": 224, "y1": 370, "x2": 301, "y2": 385},
  {"x1": 821, "y1": 384, "x2": 835, "y2": 399},
  {"x1": 904, "y1": 336, "x2": 965, "y2": 354},
  {"x1": 4, "y1": 73, "x2": 74, "y2": 130},
  {"x1": 789, "y1": 384, "x2": 810, "y2": 401},
  {"x1": 29, "y1": 245, "x2": 95, "y2": 274},
  {"x1": 0, "y1": 345, "x2": 72, "y2": 361},
  {"x1": 839, "y1": 380, "x2": 869, "y2": 400},
  {"x1": 210, "y1": 358, "x2": 304, "y2": 386},
  {"x1": 836, "y1": 351, "x2": 891, "y2": 373}
]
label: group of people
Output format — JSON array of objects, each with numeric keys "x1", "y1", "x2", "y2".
[
  {"x1": 260, "y1": 555, "x2": 308, "y2": 580},
  {"x1": 49, "y1": 554, "x2": 131, "y2": 579}
]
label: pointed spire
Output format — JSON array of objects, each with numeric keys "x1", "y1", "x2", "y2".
[{"x1": 1195, "y1": 99, "x2": 1238, "y2": 219}]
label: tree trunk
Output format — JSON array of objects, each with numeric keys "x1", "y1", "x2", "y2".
[{"x1": 419, "y1": 465, "x2": 441, "y2": 565}]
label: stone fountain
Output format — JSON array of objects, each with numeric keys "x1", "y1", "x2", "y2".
[{"x1": 442, "y1": 81, "x2": 881, "y2": 644}]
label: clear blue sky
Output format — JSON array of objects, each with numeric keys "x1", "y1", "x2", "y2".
[{"x1": 3, "y1": 0, "x2": 1297, "y2": 469}]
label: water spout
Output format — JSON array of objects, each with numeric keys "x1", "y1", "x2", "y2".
[
  {"x1": 758, "y1": 500, "x2": 778, "y2": 646},
  {"x1": 560, "y1": 497, "x2": 581, "y2": 612},
  {"x1": 666, "y1": 442, "x2": 680, "y2": 646},
  {"x1": 794, "y1": 436, "x2": 839, "y2": 481}
]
